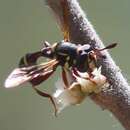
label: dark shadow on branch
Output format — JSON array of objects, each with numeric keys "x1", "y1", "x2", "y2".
[{"x1": 45, "y1": 0, "x2": 130, "y2": 129}]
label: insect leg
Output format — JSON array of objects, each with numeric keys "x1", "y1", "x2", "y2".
[
  {"x1": 86, "y1": 77, "x2": 97, "y2": 85},
  {"x1": 62, "y1": 68, "x2": 69, "y2": 89},
  {"x1": 72, "y1": 68, "x2": 97, "y2": 85},
  {"x1": 33, "y1": 87, "x2": 58, "y2": 116}
]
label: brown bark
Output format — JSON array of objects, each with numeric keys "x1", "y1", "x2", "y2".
[{"x1": 45, "y1": 0, "x2": 130, "y2": 129}]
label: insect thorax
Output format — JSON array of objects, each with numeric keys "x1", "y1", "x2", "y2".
[
  {"x1": 54, "y1": 41, "x2": 78, "y2": 67},
  {"x1": 54, "y1": 41, "x2": 94, "y2": 72}
]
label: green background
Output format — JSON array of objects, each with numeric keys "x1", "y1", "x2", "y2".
[{"x1": 0, "y1": 0, "x2": 129, "y2": 130}]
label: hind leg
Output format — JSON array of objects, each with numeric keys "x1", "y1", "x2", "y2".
[{"x1": 33, "y1": 87, "x2": 58, "y2": 116}]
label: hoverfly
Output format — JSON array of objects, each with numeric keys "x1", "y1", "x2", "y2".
[{"x1": 4, "y1": 0, "x2": 117, "y2": 116}]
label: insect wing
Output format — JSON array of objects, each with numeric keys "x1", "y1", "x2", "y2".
[
  {"x1": 4, "y1": 68, "x2": 32, "y2": 88},
  {"x1": 29, "y1": 69, "x2": 54, "y2": 86},
  {"x1": 5, "y1": 60, "x2": 58, "y2": 88}
]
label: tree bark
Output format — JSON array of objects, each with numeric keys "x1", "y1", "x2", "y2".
[{"x1": 45, "y1": 0, "x2": 130, "y2": 129}]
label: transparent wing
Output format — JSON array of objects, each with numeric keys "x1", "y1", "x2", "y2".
[
  {"x1": 5, "y1": 68, "x2": 32, "y2": 88},
  {"x1": 5, "y1": 60, "x2": 58, "y2": 88}
]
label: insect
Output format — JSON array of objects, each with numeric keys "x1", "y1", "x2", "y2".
[{"x1": 4, "y1": 0, "x2": 117, "y2": 116}]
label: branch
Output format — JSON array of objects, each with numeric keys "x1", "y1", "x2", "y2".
[{"x1": 45, "y1": 0, "x2": 130, "y2": 129}]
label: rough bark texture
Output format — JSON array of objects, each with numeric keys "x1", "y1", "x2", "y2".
[{"x1": 45, "y1": 0, "x2": 130, "y2": 129}]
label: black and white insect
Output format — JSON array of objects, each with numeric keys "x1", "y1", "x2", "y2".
[
  {"x1": 4, "y1": 0, "x2": 117, "y2": 115},
  {"x1": 4, "y1": 40, "x2": 116, "y2": 114}
]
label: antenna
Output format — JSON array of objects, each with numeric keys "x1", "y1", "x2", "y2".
[{"x1": 98, "y1": 43, "x2": 117, "y2": 51}]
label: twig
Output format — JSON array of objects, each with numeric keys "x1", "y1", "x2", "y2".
[{"x1": 45, "y1": 0, "x2": 130, "y2": 129}]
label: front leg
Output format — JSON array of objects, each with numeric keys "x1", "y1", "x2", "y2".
[
  {"x1": 61, "y1": 67, "x2": 75, "y2": 89},
  {"x1": 72, "y1": 68, "x2": 97, "y2": 85}
]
